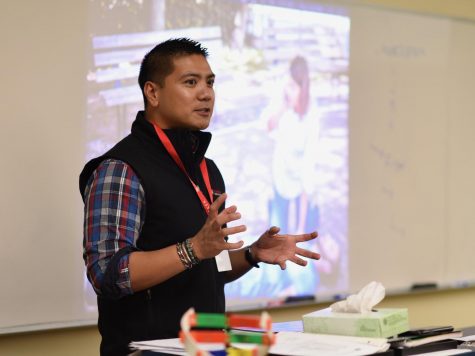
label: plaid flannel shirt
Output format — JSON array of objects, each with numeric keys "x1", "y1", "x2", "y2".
[{"x1": 83, "y1": 159, "x2": 145, "y2": 298}]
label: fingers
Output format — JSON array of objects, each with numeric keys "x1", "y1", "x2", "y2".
[
  {"x1": 208, "y1": 193, "x2": 227, "y2": 217},
  {"x1": 223, "y1": 240, "x2": 244, "y2": 250},
  {"x1": 223, "y1": 205, "x2": 237, "y2": 214},
  {"x1": 213, "y1": 205, "x2": 241, "y2": 227},
  {"x1": 211, "y1": 213, "x2": 241, "y2": 231},
  {"x1": 222, "y1": 225, "x2": 247, "y2": 236},
  {"x1": 210, "y1": 209, "x2": 244, "y2": 240},
  {"x1": 295, "y1": 231, "x2": 318, "y2": 243},
  {"x1": 296, "y1": 247, "x2": 321, "y2": 260},
  {"x1": 266, "y1": 226, "x2": 280, "y2": 236},
  {"x1": 221, "y1": 210, "x2": 242, "y2": 225},
  {"x1": 279, "y1": 261, "x2": 287, "y2": 270},
  {"x1": 289, "y1": 255, "x2": 308, "y2": 266}
]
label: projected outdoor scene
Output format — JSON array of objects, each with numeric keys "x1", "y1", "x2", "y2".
[{"x1": 86, "y1": 0, "x2": 349, "y2": 309}]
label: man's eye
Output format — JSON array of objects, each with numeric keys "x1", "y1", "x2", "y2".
[
  {"x1": 185, "y1": 79, "x2": 197, "y2": 85},
  {"x1": 208, "y1": 79, "x2": 215, "y2": 87}
]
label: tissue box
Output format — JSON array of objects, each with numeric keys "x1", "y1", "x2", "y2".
[{"x1": 303, "y1": 308, "x2": 409, "y2": 338}]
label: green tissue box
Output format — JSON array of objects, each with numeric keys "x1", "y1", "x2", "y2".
[{"x1": 302, "y1": 307, "x2": 409, "y2": 338}]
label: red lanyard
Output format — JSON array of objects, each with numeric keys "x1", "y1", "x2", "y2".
[{"x1": 152, "y1": 122, "x2": 213, "y2": 215}]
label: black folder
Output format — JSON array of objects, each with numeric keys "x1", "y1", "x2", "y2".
[{"x1": 392, "y1": 339, "x2": 459, "y2": 356}]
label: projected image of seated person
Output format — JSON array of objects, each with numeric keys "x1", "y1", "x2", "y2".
[{"x1": 254, "y1": 55, "x2": 322, "y2": 298}]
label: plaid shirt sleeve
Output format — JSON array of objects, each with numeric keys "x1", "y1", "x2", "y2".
[{"x1": 83, "y1": 159, "x2": 145, "y2": 299}]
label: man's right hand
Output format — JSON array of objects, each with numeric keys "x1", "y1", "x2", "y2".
[{"x1": 191, "y1": 193, "x2": 246, "y2": 260}]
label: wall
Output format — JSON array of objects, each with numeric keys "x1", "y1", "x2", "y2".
[{"x1": 0, "y1": 0, "x2": 474, "y2": 355}]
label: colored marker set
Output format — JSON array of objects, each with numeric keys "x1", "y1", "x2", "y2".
[{"x1": 179, "y1": 308, "x2": 275, "y2": 356}]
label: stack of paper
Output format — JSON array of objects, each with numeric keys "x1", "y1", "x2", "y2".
[
  {"x1": 130, "y1": 331, "x2": 390, "y2": 356},
  {"x1": 129, "y1": 338, "x2": 257, "y2": 355},
  {"x1": 129, "y1": 338, "x2": 187, "y2": 355},
  {"x1": 269, "y1": 331, "x2": 390, "y2": 356}
]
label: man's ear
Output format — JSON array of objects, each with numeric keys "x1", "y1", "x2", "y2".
[{"x1": 144, "y1": 81, "x2": 160, "y2": 107}]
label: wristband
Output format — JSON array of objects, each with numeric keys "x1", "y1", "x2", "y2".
[
  {"x1": 177, "y1": 241, "x2": 193, "y2": 269},
  {"x1": 185, "y1": 238, "x2": 200, "y2": 265},
  {"x1": 245, "y1": 246, "x2": 260, "y2": 268}
]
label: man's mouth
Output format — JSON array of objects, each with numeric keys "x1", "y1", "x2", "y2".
[{"x1": 195, "y1": 108, "x2": 211, "y2": 115}]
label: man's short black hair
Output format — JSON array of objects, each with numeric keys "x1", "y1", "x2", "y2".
[{"x1": 138, "y1": 38, "x2": 209, "y2": 107}]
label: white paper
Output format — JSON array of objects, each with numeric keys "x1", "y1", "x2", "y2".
[
  {"x1": 129, "y1": 338, "x2": 225, "y2": 355},
  {"x1": 129, "y1": 338, "x2": 185, "y2": 355},
  {"x1": 269, "y1": 331, "x2": 389, "y2": 356},
  {"x1": 458, "y1": 335, "x2": 475, "y2": 341},
  {"x1": 130, "y1": 338, "x2": 259, "y2": 355},
  {"x1": 215, "y1": 250, "x2": 232, "y2": 271}
]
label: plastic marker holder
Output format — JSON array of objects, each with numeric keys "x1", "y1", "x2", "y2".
[
  {"x1": 228, "y1": 314, "x2": 271, "y2": 330},
  {"x1": 190, "y1": 313, "x2": 227, "y2": 329},
  {"x1": 226, "y1": 348, "x2": 257, "y2": 356},
  {"x1": 180, "y1": 330, "x2": 227, "y2": 343},
  {"x1": 228, "y1": 330, "x2": 275, "y2": 345},
  {"x1": 180, "y1": 308, "x2": 275, "y2": 356}
]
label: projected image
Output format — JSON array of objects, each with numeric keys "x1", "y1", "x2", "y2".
[{"x1": 85, "y1": 0, "x2": 349, "y2": 309}]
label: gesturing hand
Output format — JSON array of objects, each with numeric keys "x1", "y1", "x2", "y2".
[
  {"x1": 191, "y1": 193, "x2": 246, "y2": 260},
  {"x1": 252, "y1": 226, "x2": 320, "y2": 270}
]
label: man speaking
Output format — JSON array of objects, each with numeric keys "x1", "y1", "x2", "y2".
[{"x1": 79, "y1": 38, "x2": 320, "y2": 355}]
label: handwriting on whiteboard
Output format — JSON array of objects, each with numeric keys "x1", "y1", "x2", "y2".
[
  {"x1": 381, "y1": 44, "x2": 426, "y2": 59},
  {"x1": 369, "y1": 143, "x2": 406, "y2": 172}
]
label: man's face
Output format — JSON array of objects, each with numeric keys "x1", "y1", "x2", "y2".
[{"x1": 153, "y1": 54, "x2": 215, "y2": 130}]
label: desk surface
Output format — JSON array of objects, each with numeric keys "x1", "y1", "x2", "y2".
[{"x1": 137, "y1": 324, "x2": 475, "y2": 355}]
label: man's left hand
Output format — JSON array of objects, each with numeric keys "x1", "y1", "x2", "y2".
[{"x1": 251, "y1": 226, "x2": 320, "y2": 270}]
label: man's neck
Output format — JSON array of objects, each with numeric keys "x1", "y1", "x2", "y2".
[{"x1": 144, "y1": 109, "x2": 170, "y2": 129}]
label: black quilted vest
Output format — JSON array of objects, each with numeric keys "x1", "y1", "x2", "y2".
[{"x1": 79, "y1": 111, "x2": 226, "y2": 355}]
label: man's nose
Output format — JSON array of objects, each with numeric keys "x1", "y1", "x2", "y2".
[{"x1": 198, "y1": 85, "x2": 213, "y2": 101}]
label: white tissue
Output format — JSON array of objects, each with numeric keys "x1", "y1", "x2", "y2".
[{"x1": 330, "y1": 281, "x2": 385, "y2": 313}]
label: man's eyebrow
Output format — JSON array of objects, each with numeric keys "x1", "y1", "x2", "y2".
[{"x1": 179, "y1": 72, "x2": 215, "y2": 80}]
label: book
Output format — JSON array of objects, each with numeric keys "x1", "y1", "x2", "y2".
[
  {"x1": 399, "y1": 326, "x2": 454, "y2": 337},
  {"x1": 390, "y1": 329, "x2": 462, "y2": 348},
  {"x1": 392, "y1": 339, "x2": 460, "y2": 356}
]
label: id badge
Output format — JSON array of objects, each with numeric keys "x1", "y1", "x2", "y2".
[{"x1": 215, "y1": 250, "x2": 232, "y2": 272}]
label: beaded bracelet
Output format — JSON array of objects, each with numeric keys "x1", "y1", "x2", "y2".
[
  {"x1": 177, "y1": 240, "x2": 200, "y2": 269},
  {"x1": 185, "y1": 238, "x2": 200, "y2": 265},
  {"x1": 176, "y1": 241, "x2": 193, "y2": 269}
]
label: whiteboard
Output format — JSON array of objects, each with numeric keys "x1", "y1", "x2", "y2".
[
  {"x1": 348, "y1": 7, "x2": 475, "y2": 291},
  {"x1": 445, "y1": 20, "x2": 475, "y2": 285}
]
